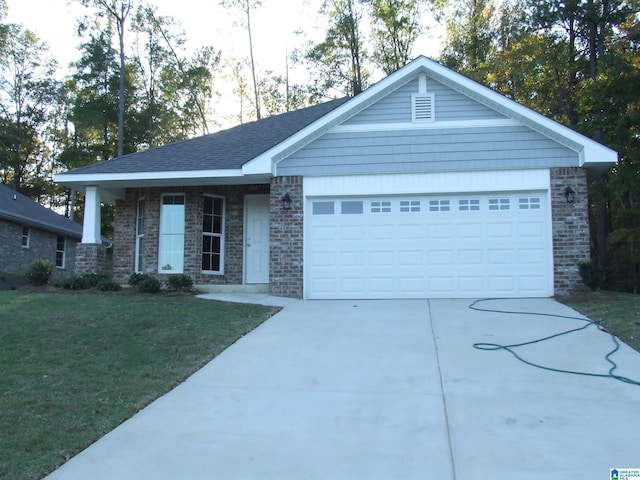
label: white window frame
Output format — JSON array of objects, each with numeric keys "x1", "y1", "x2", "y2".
[
  {"x1": 158, "y1": 193, "x2": 185, "y2": 274},
  {"x1": 201, "y1": 194, "x2": 225, "y2": 275},
  {"x1": 22, "y1": 226, "x2": 30, "y2": 248},
  {"x1": 55, "y1": 236, "x2": 65, "y2": 269},
  {"x1": 135, "y1": 198, "x2": 145, "y2": 273}
]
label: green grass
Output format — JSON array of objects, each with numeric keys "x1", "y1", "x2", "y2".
[
  {"x1": 562, "y1": 291, "x2": 640, "y2": 352},
  {"x1": 0, "y1": 290, "x2": 280, "y2": 480}
]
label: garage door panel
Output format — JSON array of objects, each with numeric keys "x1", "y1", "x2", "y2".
[
  {"x1": 458, "y1": 223, "x2": 483, "y2": 238},
  {"x1": 458, "y1": 249, "x2": 483, "y2": 264},
  {"x1": 398, "y1": 250, "x2": 423, "y2": 265},
  {"x1": 306, "y1": 191, "x2": 552, "y2": 299},
  {"x1": 370, "y1": 250, "x2": 395, "y2": 266},
  {"x1": 519, "y1": 248, "x2": 545, "y2": 264},
  {"x1": 428, "y1": 250, "x2": 454, "y2": 265},
  {"x1": 518, "y1": 220, "x2": 544, "y2": 234},
  {"x1": 488, "y1": 249, "x2": 515, "y2": 264},
  {"x1": 487, "y1": 222, "x2": 513, "y2": 237}
]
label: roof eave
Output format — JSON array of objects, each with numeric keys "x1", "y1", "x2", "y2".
[
  {"x1": 0, "y1": 211, "x2": 82, "y2": 239},
  {"x1": 54, "y1": 169, "x2": 272, "y2": 201}
]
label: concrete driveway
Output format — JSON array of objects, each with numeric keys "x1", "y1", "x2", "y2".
[{"x1": 45, "y1": 298, "x2": 640, "y2": 479}]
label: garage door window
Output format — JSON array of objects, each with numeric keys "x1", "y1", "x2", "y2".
[
  {"x1": 459, "y1": 199, "x2": 480, "y2": 211},
  {"x1": 341, "y1": 200, "x2": 363, "y2": 214},
  {"x1": 489, "y1": 198, "x2": 510, "y2": 210},
  {"x1": 400, "y1": 200, "x2": 421, "y2": 212},
  {"x1": 429, "y1": 200, "x2": 450, "y2": 212},
  {"x1": 519, "y1": 197, "x2": 541, "y2": 210},
  {"x1": 371, "y1": 201, "x2": 392, "y2": 213},
  {"x1": 313, "y1": 201, "x2": 334, "y2": 215}
]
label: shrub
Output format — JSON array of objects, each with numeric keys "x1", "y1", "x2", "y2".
[
  {"x1": 578, "y1": 261, "x2": 604, "y2": 290},
  {"x1": 96, "y1": 278, "x2": 122, "y2": 292},
  {"x1": 166, "y1": 274, "x2": 194, "y2": 291},
  {"x1": 138, "y1": 276, "x2": 161, "y2": 294},
  {"x1": 60, "y1": 275, "x2": 91, "y2": 290},
  {"x1": 24, "y1": 259, "x2": 54, "y2": 286},
  {"x1": 82, "y1": 273, "x2": 108, "y2": 288},
  {"x1": 127, "y1": 273, "x2": 150, "y2": 286}
]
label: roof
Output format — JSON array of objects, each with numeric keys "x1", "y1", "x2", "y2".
[
  {"x1": 56, "y1": 98, "x2": 350, "y2": 198},
  {"x1": 55, "y1": 56, "x2": 617, "y2": 198},
  {"x1": 0, "y1": 184, "x2": 83, "y2": 239}
]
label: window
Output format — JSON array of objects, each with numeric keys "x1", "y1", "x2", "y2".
[
  {"x1": 429, "y1": 200, "x2": 450, "y2": 212},
  {"x1": 56, "y1": 236, "x2": 65, "y2": 268},
  {"x1": 135, "y1": 198, "x2": 145, "y2": 273},
  {"x1": 519, "y1": 197, "x2": 541, "y2": 210},
  {"x1": 312, "y1": 201, "x2": 334, "y2": 215},
  {"x1": 459, "y1": 199, "x2": 480, "y2": 211},
  {"x1": 22, "y1": 226, "x2": 29, "y2": 248},
  {"x1": 489, "y1": 198, "x2": 510, "y2": 211},
  {"x1": 371, "y1": 201, "x2": 392, "y2": 213},
  {"x1": 341, "y1": 201, "x2": 363, "y2": 214},
  {"x1": 400, "y1": 200, "x2": 421, "y2": 212},
  {"x1": 202, "y1": 195, "x2": 224, "y2": 273},
  {"x1": 159, "y1": 194, "x2": 185, "y2": 273}
]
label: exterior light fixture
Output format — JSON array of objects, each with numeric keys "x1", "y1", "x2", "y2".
[
  {"x1": 564, "y1": 186, "x2": 575, "y2": 204},
  {"x1": 281, "y1": 193, "x2": 292, "y2": 210}
]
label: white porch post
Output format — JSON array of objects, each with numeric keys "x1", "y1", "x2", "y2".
[{"x1": 82, "y1": 185, "x2": 102, "y2": 244}]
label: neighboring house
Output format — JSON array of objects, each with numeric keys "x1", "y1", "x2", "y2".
[
  {"x1": 54, "y1": 57, "x2": 617, "y2": 299},
  {"x1": 0, "y1": 184, "x2": 82, "y2": 279}
]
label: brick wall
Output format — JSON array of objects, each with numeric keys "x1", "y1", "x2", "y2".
[
  {"x1": 0, "y1": 218, "x2": 79, "y2": 279},
  {"x1": 550, "y1": 167, "x2": 590, "y2": 296},
  {"x1": 112, "y1": 189, "x2": 138, "y2": 283},
  {"x1": 269, "y1": 176, "x2": 304, "y2": 298},
  {"x1": 112, "y1": 184, "x2": 269, "y2": 285},
  {"x1": 75, "y1": 243, "x2": 106, "y2": 276}
]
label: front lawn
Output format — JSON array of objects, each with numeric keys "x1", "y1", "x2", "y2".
[
  {"x1": 0, "y1": 290, "x2": 279, "y2": 480},
  {"x1": 562, "y1": 291, "x2": 640, "y2": 353}
]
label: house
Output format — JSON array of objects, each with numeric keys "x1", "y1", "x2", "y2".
[
  {"x1": 0, "y1": 183, "x2": 82, "y2": 279},
  {"x1": 54, "y1": 57, "x2": 617, "y2": 299}
]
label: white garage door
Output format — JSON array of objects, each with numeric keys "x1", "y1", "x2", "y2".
[{"x1": 306, "y1": 192, "x2": 552, "y2": 299}]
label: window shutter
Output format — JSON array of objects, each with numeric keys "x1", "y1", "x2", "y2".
[{"x1": 412, "y1": 93, "x2": 435, "y2": 122}]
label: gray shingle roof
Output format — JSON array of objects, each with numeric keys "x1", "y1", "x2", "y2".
[
  {"x1": 65, "y1": 98, "x2": 351, "y2": 176},
  {"x1": 0, "y1": 184, "x2": 83, "y2": 238}
]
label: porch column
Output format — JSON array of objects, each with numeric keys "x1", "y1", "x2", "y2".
[
  {"x1": 82, "y1": 185, "x2": 102, "y2": 244},
  {"x1": 76, "y1": 185, "x2": 106, "y2": 276}
]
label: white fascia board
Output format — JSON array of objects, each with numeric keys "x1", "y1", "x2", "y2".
[
  {"x1": 331, "y1": 118, "x2": 522, "y2": 134},
  {"x1": 54, "y1": 168, "x2": 245, "y2": 186},
  {"x1": 420, "y1": 58, "x2": 618, "y2": 164}
]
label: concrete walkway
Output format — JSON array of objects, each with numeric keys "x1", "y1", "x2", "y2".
[{"x1": 45, "y1": 298, "x2": 640, "y2": 479}]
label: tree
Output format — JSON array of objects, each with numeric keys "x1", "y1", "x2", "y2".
[
  {"x1": 440, "y1": 0, "x2": 497, "y2": 82},
  {"x1": 368, "y1": 0, "x2": 424, "y2": 74},
  {"x1": 76, "y1": 0, "x2": 134, "y2": 157},
  {"x1": 221, "y1": 0, "x2": 263, "y2": 119},
  {"x1": 131, "y1": 5, "x2": 218, "y2": 144},
  {"x1": 299, "y1": 0, "x2": 370, "y2": 97},
  {"x1": 0, "y1": 23, "x2": 58, "y2": 193}
]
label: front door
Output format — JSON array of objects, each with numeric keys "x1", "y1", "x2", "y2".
[{"x1": 244, "y1": 195, "x2": 270, "y2": 284}]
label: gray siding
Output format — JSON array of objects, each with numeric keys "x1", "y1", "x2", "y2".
[
  {"x1": 277, "y1": 125, "x2": 579, "y2": 176},
  {"x1": 343, "y1": 76, "x2": 505, "y2": 125}
]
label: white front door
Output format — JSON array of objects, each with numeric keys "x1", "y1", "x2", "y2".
[{"x1": 245, "y1": 195, "x2": 270, "y2": 284}]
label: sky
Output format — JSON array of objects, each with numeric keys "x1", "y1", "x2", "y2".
[{"x1": 5, "y1": 0, "x2": 445, "y2": 126}]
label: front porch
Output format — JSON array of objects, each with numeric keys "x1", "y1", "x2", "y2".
[{"x1": 75, "y1": 176, "x2": 304, "y2": 299}]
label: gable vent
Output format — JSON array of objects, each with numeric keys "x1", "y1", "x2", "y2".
[{"x1": 412, "y1": 93, "x2": 435, "y2": 123}]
